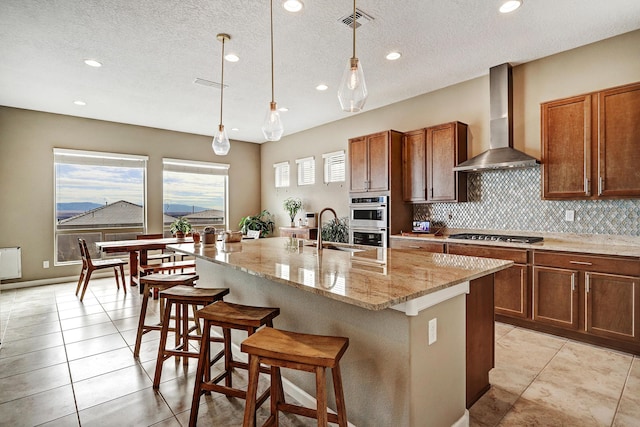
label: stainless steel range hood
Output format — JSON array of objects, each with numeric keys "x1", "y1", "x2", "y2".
[{"x1": 453, "y1": 63, "x2": 540, "y2": 172}]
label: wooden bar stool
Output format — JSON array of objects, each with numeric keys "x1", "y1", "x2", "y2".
[
  {"x1": 134, "y1": 273, "x2": 198, "y2": 358},
  {"x1": 189, "y1": 301, "x2": 280, "y2": 427},
  {"x1": 153, "y1": 285, "x2": 230, "y2": 388},
  {"x1": 241, "y1": 327, "x2": 349, "y2": 427}
]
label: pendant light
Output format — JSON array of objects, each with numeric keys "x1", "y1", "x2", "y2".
[
  {"x1": 262, "y1": 0, "x2": 284, "y2": 141},
  {"x1": 212, "y1": 33, "x2": 231, "y2": 156},
  {"x1": 337, "y1": 0, "x2": 368, "y2": 112}
]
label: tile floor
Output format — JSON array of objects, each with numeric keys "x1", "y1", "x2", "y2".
[{"x1": 0, "y1": 277, "x2": 638, "y2": 426}]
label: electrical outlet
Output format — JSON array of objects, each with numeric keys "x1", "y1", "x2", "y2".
[
  {"x1": 565, "y1": 210, "x2": 575, "y2": 222},
  {"x1": 43, "y1": 260, "x2": 49, "y2": 268},
  {"x1": 428, "y1": 318, "x2": 437, "y2": 345}
]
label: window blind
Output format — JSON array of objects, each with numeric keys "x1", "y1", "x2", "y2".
[
  {"x1": 322, "y1": 150, "x2": 345, "y2": 183},
  {"x1": 296, "y1": 157, "x2": 315, "y2": 186},
  {"x1": 274, "y1": 161, "x2": 290, "y2": 188}
]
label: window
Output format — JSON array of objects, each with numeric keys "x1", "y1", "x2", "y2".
[
  {"x1": 54, "y1": 148, "x2": 148, "y2": 264},
  {"x1": 274, "y1": 161, "x2": 290, "y2": 188},
  {"x1": 163, "y1": 158, "x2": 229, "y2": 231},
  {"x1": 296, "y1": 156, "x2": 315, "y2": 186},
  {"x1": 323, "y1": 150, "x2": 345, "y2": 183}
]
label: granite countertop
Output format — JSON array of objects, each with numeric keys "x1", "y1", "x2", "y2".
[
  {"x1": 393, "y1": 229, "x2": 640, "y2": 258},
  {"x1": 169, "y1": 238, "x2": 512, "y2": 311}
]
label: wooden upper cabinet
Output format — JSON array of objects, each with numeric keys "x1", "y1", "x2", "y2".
[
  {"x1": 598, "y1": 83, "x2": 640, "y2": 197},
  {"x1": 402, "y1": 129, "x2": 427, "y2": 202},
  {"x1": 401, "y1": 122, "x2": 468, "y2": 203},
  {"x1": 542, "y1": 81, "x2": 640, "y2": 200},
  {"x1": 349, "y1": 130, "x2": 403, "y2": 193},
  {"x1": 542, "y1": 95, "x2": 591, "y2": 198},
  {"x1": 427, "y1": 122, "x2": 468, "y2": 202}
]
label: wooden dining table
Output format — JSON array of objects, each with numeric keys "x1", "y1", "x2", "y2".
[{"x1": 96, "y1": 237, "x2": 193, "y2": 288}]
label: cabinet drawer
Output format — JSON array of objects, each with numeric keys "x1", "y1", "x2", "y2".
[
  {"x1": 390, "y1": 238, "x2": 445, "y2": 253},
  {"x1": 447, "y1": 243, "x2": 528, "y2": 264},
  {"x1": 534, "y1": 251, "x2": 640, "y2": 276}
]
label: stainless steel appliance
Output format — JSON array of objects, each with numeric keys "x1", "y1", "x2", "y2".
[
  {"x1": 448, "y1": 233, "x2": 543, "y2": 244},
  {"x1": 349, "y1": 195, "x2": 388, "y2": 247}
]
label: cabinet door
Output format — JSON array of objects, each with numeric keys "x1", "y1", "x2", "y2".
[
  {"x1": 541, "y1": 95, "x2": 592, "y2": 199},
  {"x1": 367, "y1": 132, "x2": 390, "y2": 192},
  {"x1": 586, "y1": 272, "x2": 639, "y2": 342},
  {"x1": 533, "y1": 266, "x2": 580, "y2": 330},
  {"x1": 402, "y1": 130, "x2": 426, "y2": 202},
  {"x1": 495, "y1": 264, "x2": 529, "y2": 319},
  {"x1": 427, "y1": 123, "x2": 457, "y2": 202},
  {"x1": 349, "y1": 136, "x2": 368, "y2": 192},
  {"x1": 598, "y1": 83, "x2": 640, "y2": 197}
]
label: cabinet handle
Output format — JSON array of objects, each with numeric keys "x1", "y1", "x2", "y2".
[
  {"x1": 430, "y1": 188, "x2": 434, "y2": 198},
  {"x1": 408, "y1": 245, "x2": 421, "y2": 249},
  {"x1": 571, "y1": 274, "x2": 575, "y2": 291},
  {"x1": 569, "y1": 260, "x2": 593, "y2": 266},
  {"x1": 584, "y1": 178, "x2": 591, "y2": 196},
  {"x1": 598, "y1": 177, "x2": 604, "y2": 195}
]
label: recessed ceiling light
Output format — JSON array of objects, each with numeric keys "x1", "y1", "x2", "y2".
[
  {"x1": 225, "y1": 54, "x2": 239, "y2": 62},
  {"x1": 385, "y1": 51, "x2": 402, "y2": 61},
  {"x1": 499, "y1": 0, "x2": 522, "y2": 13},
  {"x1": 73, "y1": 100, "x2": 87, "y2": 106},
  {"x1": 316, "y1": 84, "x2": 328, "y2": 91},
  {"x1": 231, "y1": 127, "x2": 239, "y2": 131},
  {"x1": 282, "y1": 0, "x2": 303, "y2": 13},
  {"x1": 278, "y1": 107, "x2": 289, "y2": 112},
  {"x1": 84, "y1": 59, "x2": 102, "y2": 67}
]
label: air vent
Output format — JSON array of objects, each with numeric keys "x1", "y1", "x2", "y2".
[
  {"x1": 193, "y1": 78, "x2": 228, "y2": 89},
  {"x1": 338, "y1": 8, "x2": 374, "y2": 29}
]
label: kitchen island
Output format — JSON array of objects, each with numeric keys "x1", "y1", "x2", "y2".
[{"x1": 169, "y1": 238, "x2": 512, "y2": 427}]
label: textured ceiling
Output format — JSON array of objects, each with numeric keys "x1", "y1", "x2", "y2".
[{"x1": 1, "y1": 0, "x2": 639, "y2": 144}]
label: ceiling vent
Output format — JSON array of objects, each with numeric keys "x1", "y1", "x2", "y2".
[
  {"x1": 338, "y1": 8, "x2": 374, "y2": 29},
  {"x1": 193, "y1": 78, "x2": 227, "y2": 90}
]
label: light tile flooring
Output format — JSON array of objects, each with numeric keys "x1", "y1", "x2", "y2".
[{"x1": 0, "y1": 277, "x2": 638, "y2": 426}]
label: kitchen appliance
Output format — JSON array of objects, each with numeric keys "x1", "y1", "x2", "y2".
[
  {"x1": 453, "y1": 63, "x2": 540, "y2": 171},
  {"x1": 305, "y1": 212, "x2": 317, "y2": 228},
  {"x1": 350, "y1": 228, "x2": 387, "y2": 248},
  {"x1": 349, "y1": 195, "x2": 388, "y2": 247},
  {"x1": 448, "y1": 233, "x2": 543, "y2": 244}
]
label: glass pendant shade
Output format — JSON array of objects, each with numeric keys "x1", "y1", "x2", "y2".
[
  {"x1": 338, "y1": 57, "x2": 368, "y2": 113},
  {"x1": 212, "y1": 124, "x2": 230, "y2": 155},
  {"x1": 262, "y1": 101, "x2": 284, "y2": 141}
]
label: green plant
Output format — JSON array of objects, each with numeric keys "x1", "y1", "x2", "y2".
[
  {"x1": 282, "y1": 197, "x2": 303, "y2": 224},
  {"x1": 320, "y1": 216, "x2": 349, "y2": 243},
  {"x1": 239, "y1": 209, "x2": 275, "y2": 238},
  {"x1": 170, "y1": 217, "x2": 192, "y2": 234}
]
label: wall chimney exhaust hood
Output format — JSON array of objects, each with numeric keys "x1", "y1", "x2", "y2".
[{"x1": 453, "y1": 63, "x2": 540, "y2": 172}]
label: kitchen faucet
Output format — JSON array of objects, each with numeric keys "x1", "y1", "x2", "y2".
[{"x1": 316, "y1": 207, "x2": 337, "y2": 252}]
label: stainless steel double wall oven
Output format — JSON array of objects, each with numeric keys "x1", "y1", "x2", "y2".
[{"x1": 348, "y1": 195, "x2": 388, "y2": 247}]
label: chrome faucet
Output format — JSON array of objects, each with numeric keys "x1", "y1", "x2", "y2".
[{"x1": 316, "y1": 207, "x2": 337, "y2": 252}]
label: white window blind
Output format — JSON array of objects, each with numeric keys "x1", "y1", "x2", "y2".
[
  {"x1": 296, "y1": 157, "x2": 315, "y2": 186},
  {"x1": 322, "y1": 150, "x2": 345, "y2": 183},
  {"x1": 163, "y1": 158, "x2": 229, "y2": 176},
  {"x1": 274, "y1": 161, "x2": 290, "y2": 188}
]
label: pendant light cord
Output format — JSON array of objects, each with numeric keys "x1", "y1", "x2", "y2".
[
  {"x1": 219, "y1": 36, "x2": 225, "y2": 127},
  {"x1": 270, "y1": 0, "x2": 275, "y2": 104},
  {"x1": 352, "y1": 0, "x2": 356, "y2": 59}
]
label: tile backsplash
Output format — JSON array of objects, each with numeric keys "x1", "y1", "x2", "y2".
[{"x1": 414, "y1": 168, "x2": 640, "y2": 236}]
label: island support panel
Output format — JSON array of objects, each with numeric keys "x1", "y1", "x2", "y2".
[{"x1": 196, "y1": 259, "x2": 467, "y2": 427}]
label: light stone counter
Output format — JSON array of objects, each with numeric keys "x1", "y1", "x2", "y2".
[
  {"x1": 169, "y1": 238, "x2": 512, "y2": 427},
  {"x1": 169, "y1": 237, "x2": 512, "y2": 312},
  {"x1": 393, "y1": 229, "x2": 640, "y2": 258}
]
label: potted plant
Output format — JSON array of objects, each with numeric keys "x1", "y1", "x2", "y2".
[
  {"x1": 170, "y1": 217, "x2": 192, "y2": 238},
  {"x1": 239, "y1": 210, "x2": 275, "y2": 238},
  {"x1": 283, "y1": 197, "x2": 303, "y2": 226},
  {"x1": 320, "y1": 216, "x2": 349, "y2": 243}
]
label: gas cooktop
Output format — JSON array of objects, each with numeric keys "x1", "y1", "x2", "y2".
[{"x1": 448, "y1": 233, "x2": 544, "y2": 244}]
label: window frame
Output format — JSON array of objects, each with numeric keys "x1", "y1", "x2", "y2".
[
  {"x1": 322, "y1": 150, "x2": 346, "y2": 184},
  {"x1": 274, "y1": 161, "x2": 290, "y2": 188}
]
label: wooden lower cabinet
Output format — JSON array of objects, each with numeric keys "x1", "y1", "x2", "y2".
[
  {"x1": 586, "y1": 272, "x2": 639, "y2": 342},
  {"x1": 532, "y1": 266, "x2": 580, "y2": 330},
  {"x1": 447, "y1": 243, "x2": 529, "y2": 319},
  {"x1": 466, "y1": 274, "x2": 494, "y2": 408}
]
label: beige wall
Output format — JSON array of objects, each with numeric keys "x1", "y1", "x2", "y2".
[
  {"x1": 260, "y1": 29, "x2": 640, "y2": 229},
  {"x1": 0, "y1": 108, "x2": 261, "y2": 283}
]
